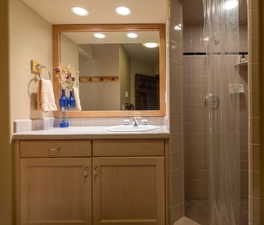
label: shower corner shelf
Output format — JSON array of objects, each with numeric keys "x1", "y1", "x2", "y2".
[{"x1": 235, "y1": 61, "x2": 248, "y2": 67}]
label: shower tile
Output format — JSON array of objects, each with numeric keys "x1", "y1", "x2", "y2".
[
  {"x1": 251, "y1": 144, "x2": 261, "y2": 172},
  {"x1": 185, "y1": 179, "x2": 208, "y2": 200},
  {"x1": 170, "y1": 171, "x2": 185, "y2": 204},
  {"x1": 185, "y1": 200, "x2": 209, "y2": 225},
  {"x1": 241, "y1": 171, "x2": 249, "y2": 198},
  {"x1": 249, "y1": 64, "x2": 261, "y2": 116},
  {"x1": 249, "y1": 197, "x2": 261, "y2": 225},
  {"x1": 252, "y1": 171, "x2": 261, "y2": 198},
  {"x1": 241, "y1": 199, "x2": 249, "y2": 225},
  {"x1": 249, "y1": 144, "x2": 262, "y2": 202},
  {"x1": 240, "y1": 26, "x2": 249, "y2": 52},
  {"x1": 248, "y1": 0, "x2": 260, "y2": 14},
  {"x1": 249, "y1": 117, "x2": 260, "y2": 145},
  {"x1": 248, "y1": 11, "x2": 260, "y2": 64},
  {"x1": 241, "y1": 147, "x2": 249, "y2": 160},
  {"x1": 169, "y1": 204, "x2": 185, "y2": 224}
]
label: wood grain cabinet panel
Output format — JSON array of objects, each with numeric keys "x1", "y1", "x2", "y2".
[
  {"x1": 16, "y1": 139, "x2": 167, "y2": 225},
  {"x1": 20, "y1": 141, "x2": 92, "y2": 158},
  {"x1": 20, "y1": 158, "x2": 92, "y2": 225},
  {"x1": 93, "y1": 140, "x2": 165, "y2": 156},
  {"x1": 93, "y1": 157, "x2": 165, "y2": 225}
]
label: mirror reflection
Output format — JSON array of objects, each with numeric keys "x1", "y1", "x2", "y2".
[{"x1": 60, "y1": 31, "x2": 160, "y2": 111}]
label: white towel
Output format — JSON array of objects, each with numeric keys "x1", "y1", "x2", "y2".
[
  {"x1": 40, "y1": 79, "x2": 57, "y2": 112},
  {"x1": 73, "y1": 87, "x2": 82, "y2": 111}
]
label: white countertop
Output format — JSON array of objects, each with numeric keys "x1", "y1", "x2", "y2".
[{"x1": 13, "y1": 126, "x2": 170, "y2": 140}]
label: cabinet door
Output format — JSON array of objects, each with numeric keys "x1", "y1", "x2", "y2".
[
  {"x1": 21, "y1": 158, "x2": 91, "y2": 225},
  {"x1": 93, "y1": 157, "x2": 165, "y2": 225}
]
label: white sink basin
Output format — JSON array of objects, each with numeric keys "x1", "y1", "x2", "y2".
[{"x1": 106, "y1": 125, "x2": 160, "y2": 132}]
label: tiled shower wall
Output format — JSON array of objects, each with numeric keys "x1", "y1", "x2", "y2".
[
  {"x1": 169, "y1": 0, "x2": 185, "y2": 224},
  {"x1": 183, "y1": 25, "x2": 248, "y2": 224}
]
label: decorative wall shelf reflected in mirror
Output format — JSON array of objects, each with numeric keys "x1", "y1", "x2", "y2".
[{"x1": 53, "y1": 24, "x2": 166, "y2": 117}]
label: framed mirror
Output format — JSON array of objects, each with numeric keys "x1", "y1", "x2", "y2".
[{"x1": 53, "y1": 24, "x2": 166, "y2": 117}]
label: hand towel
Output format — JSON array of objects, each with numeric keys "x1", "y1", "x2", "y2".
[
  {"x1": 73, "y1": 87, "x2": 82, "y2": 111},
  {"x1": 40, "y1": 79, "x2": 57, "y2": 112}
]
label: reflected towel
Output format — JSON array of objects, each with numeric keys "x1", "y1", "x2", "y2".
[
  {"x1": 73, "y1": 87, "x2": 82, "y2": 111},
  {"x1": 40, "y1": 79, "x2": 57, "y2": 112}
]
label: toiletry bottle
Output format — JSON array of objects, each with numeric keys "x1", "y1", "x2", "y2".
[
  {"x1": 59, "y1": 89, "x2": 67, "y2": 111},
  {"x1": 69, "y1": 90, "x2": 76, "y2": 109}
]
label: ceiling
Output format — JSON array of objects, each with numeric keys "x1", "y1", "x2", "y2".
[
  {"x1": 63, "y1": 31, "x2": 160, "y2": 45},
  {"x1": 183, "y1": 0, "x2": 248, "y2": 25},
  {"x1": 21, "y1": 0, "x2": 168, "y2": 24}
]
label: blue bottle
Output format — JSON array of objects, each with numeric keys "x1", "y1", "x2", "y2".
[
  {"x1": 60, "y1": 119, "x2": 69, "y2": 128},
  {"x1": 59, "y1": 89, "x2": 67, "y2": 111},
  {"x1": 69, "y1": 91, "x2": 76, "y2": 109}
]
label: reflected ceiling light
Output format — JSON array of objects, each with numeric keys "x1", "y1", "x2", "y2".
[
  {"x1": 71, "y1": 7, "x2": 89, "y2": 16},
  {"x1": 115, "y1": 6, "x2": 131, "y2": 16},
  {"x1": 127, "y1": 32, "x2": 138, "y2": 38},
  {"x1": 223, "y1": 0, "x2": 238, "y2": 10},
  {"x1": 143, "y1": 42, "x2": 159, "y2": 48},
  {"x1": 203, "y1": 36, "x2": 210, "y2": 41},
  {"x1": 94, "y1": 33, "x2": 106, "y2": 39},
  {"x1": 174, "y1": 24, "x2": 182, "y2": 31}
]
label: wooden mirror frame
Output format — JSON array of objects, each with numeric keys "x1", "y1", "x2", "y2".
[{"x1": 53, "y1": 24, "x2": 166, "y2": 118}]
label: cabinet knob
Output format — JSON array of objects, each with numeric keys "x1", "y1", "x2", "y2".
[
  {"x1": 83, "y1": 167, "x2": 90, "y2": 179},
  {"x1": 93, "y1": 166, "x2": 99, "y2": 178},
  {"x1": 48, "y1": 147, "x2": 60, "y2": 157}
]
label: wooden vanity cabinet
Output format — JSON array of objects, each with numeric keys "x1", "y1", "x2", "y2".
[
  {"x1": 16, "y1": 139, "x2": 167, "y2": 225},
  {"x1": 18, "y1": 140, "x2": 93, "y2": 225},
  {"x1": 93, "y1": 157, "x2": 165, "y2": 225},
  {"x1": 20, "y1": 158, "x2": 92, "y2": 225},
  {"x1": 93, "y1": 140, "x2": 165, "y2": 225}
]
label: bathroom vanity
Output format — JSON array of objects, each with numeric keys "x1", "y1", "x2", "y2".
[
  {"x1": 14, "y1": 22, "x2": 169, "y2": 225},
  {"x1": 14, "y1": 128, "x2": 169, "y2": 225}
]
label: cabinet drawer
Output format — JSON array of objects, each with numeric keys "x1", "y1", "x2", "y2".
[
  {"x1": 20, "y1": 141, "x2": 92, "y2": 158},
  {"x1": 94, "y1": 139, "x2": 164, "y2": 156}
]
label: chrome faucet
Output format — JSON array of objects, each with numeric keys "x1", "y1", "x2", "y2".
[{"x1": 131, "y1": 117, "x2": 139, "y2": 127}]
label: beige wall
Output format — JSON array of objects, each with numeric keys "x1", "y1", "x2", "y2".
[
  {"x1": 9, "y1": 0, "x2": 52, "y2": 122},
  {"x1": 61, "y1": 34, "x2": 79, "y2": 70},
  {"x1": 119, "y1": 46, "x2": 130, "y2": 107},
  {"x1": 0, "y1": 0, "x2": 12, "y2": 224},
  {"x1": 79, "y1": 44, "x2": 119, "y2": 76},
  {"x1": 79, "y1": 44, "x2": 120, "y2": 110}
]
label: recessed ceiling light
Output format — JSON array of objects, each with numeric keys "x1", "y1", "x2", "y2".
[
  {"x1": 174, "y1": 24, "x2": 182, "y2": 31},
  {"x1": 94, "y1": 33, "x2": 106, "y2": 39},
  {"x1": 223, "y1": 0, "x2": 238, "y2": 10},
  {"x1": 127, "y1": 33, "x2": 138, "y2": 39},
  {"x1": 115, "y1": 6, "x2": 131, "y2": 16},
  {"x1": 71, "y1": 7, "x2": 89, "y2": 16},
  {"x1": 143, "y1": 42, "x2": 159, "y2": 48},
  {"x1": 203, "y1": 36, "x2": 210, "y2": 41}
]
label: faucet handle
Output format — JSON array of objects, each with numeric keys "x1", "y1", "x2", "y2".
[
  {"x1": 123, "y1": 119, "x2": 130, "y2": 125},
  {"x1": 141, "y1": 119, "x2": 148, "y2": 125}
]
